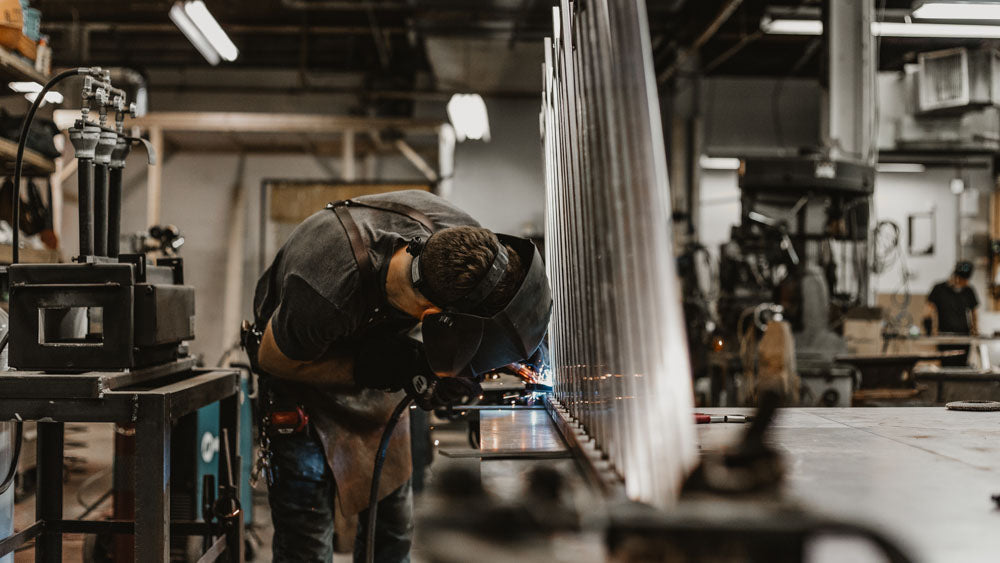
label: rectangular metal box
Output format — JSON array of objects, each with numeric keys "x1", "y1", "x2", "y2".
[{"x1": 8, "y1": 258, "x2": 195, "y2": 371}]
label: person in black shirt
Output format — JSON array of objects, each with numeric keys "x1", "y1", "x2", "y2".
[{"x1": 923, "y1": 261, "x2": 979, "y2": 366}]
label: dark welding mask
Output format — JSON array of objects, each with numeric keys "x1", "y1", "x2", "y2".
[{"x1": 410, "y1": 232, "x2": 552, "y2": 377}]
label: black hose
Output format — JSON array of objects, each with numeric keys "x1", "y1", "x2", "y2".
[
  {"x1": 108, "y1": 167, "x2": 122, "y2": 258},
  {"x1": 0, "y1": 416, "x2": 22, "y2": 496},
  {"x1": 93, "y1": 163, "x2": 108, "y2": 256},
  {"x1": 77, "y1": 159, "x2": 94, "y2": 257},
  {"x1": 0, "y1": 332, "x2": 18, "y2": 496},
  {"x1": 364, "y1": 396, "x2": 413, "y2": 563},
  {"x1": 12, "y1": 67, "x2": 84, "y2": 264}
]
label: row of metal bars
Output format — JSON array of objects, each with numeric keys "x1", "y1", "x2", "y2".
[{"x1": 541, "y1": 0, "x2": 698, "y2": 507}]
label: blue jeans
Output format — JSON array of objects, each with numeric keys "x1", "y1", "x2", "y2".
[{"x1": 268, "y1": 430, "x2": 413, "y2": 563}]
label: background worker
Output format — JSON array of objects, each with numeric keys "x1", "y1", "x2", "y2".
[
  {"x1": 247, "y1": 189, "x2": 551, "y2": 562},
  {"x1": 923, "y1": 260, "x2": 979, "y2": 367}
]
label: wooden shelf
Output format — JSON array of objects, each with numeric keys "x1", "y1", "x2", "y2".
[
  {"x1": 0, "y1": 43, "x2": 47, "y2": 85},
  {"x1": 0, "y1": 136, "x2": 55, "y2": 176},
  {"x1": 0, "y1": 243, "x2": 60, "y2": 264}
]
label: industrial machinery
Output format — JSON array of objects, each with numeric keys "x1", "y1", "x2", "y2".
[
  {"x1": 0, "y1": 68, "x2": 242, "y2": 563},
  {"x1": 708, "y1": 157, "x2": 874, "y2": 406}
]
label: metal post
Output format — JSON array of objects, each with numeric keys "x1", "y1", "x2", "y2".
[
  {"x1": 93, "y1": 131, "x2": 116, "y2": 256},
  {"x1": 827, "y1": 0, "x2": 875, "y2": 165},
  {"x1": 35, "y1": 422, "x2": 63, "y2": 563},
  {"x1": 69, "y1": 124, "x2": 100, "y2": 258},
  {"x1": 146, "y1": 126, "x2": 164, "y2": 228},
  {"x1": 218, "y1": 393, "x2": 244, "y2": 561},
  {"x1": 135, "y1": 395, "x2": 170, "y2": 563},
  {"x1": 342, "y1": 129, "x2": 356, "y2": 182}
]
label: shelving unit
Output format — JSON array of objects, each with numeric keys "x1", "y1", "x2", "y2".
[
  {"x1": 0, "y1": 43, "x2": 47, "y2": 85},
  {"x1": 0, "y1": 43, "x2": 56, "y2": 176}
]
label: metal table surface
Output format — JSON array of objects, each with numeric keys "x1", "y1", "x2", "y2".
[
  {"x1": 698, "y1": 407, "x2": 1000, "y2": 562},
  {"x1": 478, "y1": 407, "x2": 1000, "y2": 562},
  {"x1": 479, "y1": 408, "x2": 568, "y2": 454}
]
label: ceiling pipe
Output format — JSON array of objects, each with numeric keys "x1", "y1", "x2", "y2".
[{"x1": 658, "y1": 0, "x2": 745, "y2": 83}]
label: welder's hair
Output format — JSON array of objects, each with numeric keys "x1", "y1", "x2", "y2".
[
  {"x1": 954, "y1": 260, "x2": 974, "y2": 279},
  {"x1": 421, "y1": 226, "x2": 526, "y2": 316}
]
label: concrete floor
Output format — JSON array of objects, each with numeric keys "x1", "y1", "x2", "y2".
[{"x1": 10, "y1": 418, "x2": 470, "y2": 562}]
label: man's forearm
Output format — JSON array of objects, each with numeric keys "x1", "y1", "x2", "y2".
[{"x1": 258, "y1": 322, "x2": 357, "y2": 389}]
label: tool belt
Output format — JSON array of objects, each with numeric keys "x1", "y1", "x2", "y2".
[{"x1": 240, "y1": 320, "x2": 311, "y2": 436}]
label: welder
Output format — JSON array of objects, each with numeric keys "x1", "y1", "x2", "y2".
[{"x1": 244, "y1": 189, "x2": 551, "y2": 563}]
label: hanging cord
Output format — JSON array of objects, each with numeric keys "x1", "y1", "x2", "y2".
[
  {"x1": 11, "y1": 67, "x2": 87, "y2": 264},
  {"x1": 0, "y1": 414, "x2": 22, "y2": 496},
  {"x1": 364, "y1": 396, "x2": 413, "y2": 563}
]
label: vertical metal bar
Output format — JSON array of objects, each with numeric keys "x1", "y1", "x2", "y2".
[
  {"x1": 77, "y1": 159, "x2": 94, "y2": 257},
  {"x1": 108, "y1": 167, "x2": 123, "y2": 258},
  {"x1": 94, "y1": 163, "x2": 109, "y2": 256},
  {"x1": 35, "y1": 422, "x2": 63, "y2": 563},
  {"x1": 218, "y1": 390, "x2": 244, "y2": 561},
  {"x1": 135, "y1": 396, "x2": 170, "y2": 563},
  {"x1": 342, "y1": 129, "x2": 356, "y2": 182},
  {"x1": 146, "y1": 126, "x2": 164, "y2": 228},
  {"x1": 542, "y1": 0, "x2": 698, "y2": 507}
]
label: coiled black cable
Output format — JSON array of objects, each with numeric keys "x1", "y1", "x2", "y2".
[
  {"x1": 364, "y1": 396, "x2": 413, "y2": 563},
  {"x1": 0, "y1": 414, "x2": 21, "y2": 496},
  {"x1": 11, "y1": 67, "x2": 86, "y2": 264},
  {"x1": 3, "y1": 66, "x2": 87, "y2": 494}
]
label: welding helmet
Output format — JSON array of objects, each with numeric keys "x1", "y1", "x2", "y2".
[{"x1": 410, "y1": 231, "x2": 552, "y2": 377}]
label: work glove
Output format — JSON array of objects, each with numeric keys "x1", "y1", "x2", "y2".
[
  {"x1": 354, "y1": 335, "x2": 483, "y2": 409},
  {"x1": 405, "y1": 373, "x2": 482, "y2": 411}
]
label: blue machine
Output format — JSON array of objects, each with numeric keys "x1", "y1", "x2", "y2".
[{"x1": 193, "y1": 369, "x2": 254, "y2": 527}]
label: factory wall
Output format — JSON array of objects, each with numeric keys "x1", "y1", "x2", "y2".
[{"x1": 57, "y1": 97, "x2": 546, "y2": 362}]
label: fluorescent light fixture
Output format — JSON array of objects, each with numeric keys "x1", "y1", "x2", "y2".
[
  {"x1": 447, "y1": 94, "x2": 491, "y2": 142},
  {"x1": 699, "y1": 156, "x2": 741, "y2": 170},
  {"x1": 169, "y1": 1, "x2": 238, "y2": 65},
  {"x1": 24, "y1": 91, "x2": 64, "y2": 106},
  {"x1": 877, "y1": 21, "x2": 1000, "y2": 37},
  {"x1": 170, "y1": 3, "x2": 219, "y2": 65},
  {"x1": 761, "y1": 18, "x2": 823, "y2": 35},
  {"x1": 913, "y1": 2, "x2": 1000, "y2": 20},
  {"x1": 762, "y1": 17, "x2": 1000, "y2": 38},
  {"x1": 877, "y1": 163, "x2": 926, "y2": 173},
  {"x1": 183, "y1": 0, "x2": 239, "y2": 62},
  {"x1": 8, "y1": 81, "x2": 41, "y2": 93},
  {"x1": 9, "y1": 82, "x2": 63, "y2": 105}
]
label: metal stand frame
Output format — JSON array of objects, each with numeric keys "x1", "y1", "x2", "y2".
[{"x1": 0, "y1": 363, "x2": 243, "y2": 563}]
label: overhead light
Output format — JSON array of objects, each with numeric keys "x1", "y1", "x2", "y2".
[
  {"x1": 877, "y1": 21, "x2": 1000, "y2": 37},
  {"x1": 762, "y1": 17, "x2": 1000, "y2": 38},
  {"x1": 912, "y1": 2, "x2": 1000, "y2": 20},
  {"x1": 183, "y1": 1, "x2": 238, "y2": 62},
  {"x1": 699, "y1": 156, "x2": 741, "y2": 170},
  {"x1": 761, "y1": 18, "x2": 823, "y2": 35},
  {"x1": 877, "y1": 163, "x2": 926, "y2": 173},
  {"x1": 8, "y1": 82, "x2": 63, "y2": 105},
  {"x1": 950, "y1": 177, "x2": 966, "y2": 194},
  {"x1": 447, "y1": 94, "x2": 491, "y2": 142},
  {"x1": 9, "y1": 81, "x2": 41, "y2": 93},
  {"x1": 24, "y1": 91, "x2": 64, "y2": 106},
  {"x1": 169, "y1": 1, "x2": 238, "y2": 65}
]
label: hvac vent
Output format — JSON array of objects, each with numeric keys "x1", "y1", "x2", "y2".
[{"x1": 917, "y1": 47, "x2": 1000, "y2": 114}]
